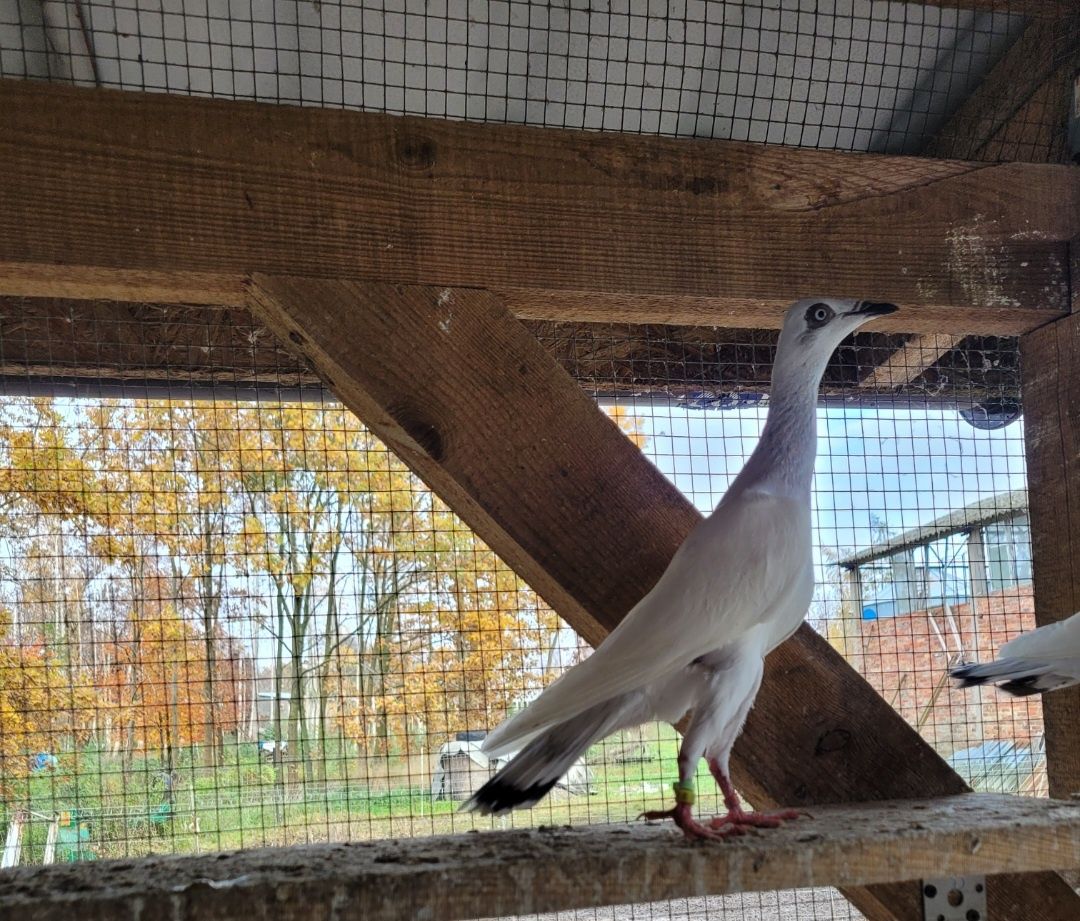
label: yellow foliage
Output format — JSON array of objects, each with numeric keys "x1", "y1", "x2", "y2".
[
  {"x1": 0, "y1": 641, "x2": 96, "y2": 792},
  {"x1": 99, "y1": 606, "x2": 211, "y2": 751},
  {"x1": 0, "y1": 396, "x2": 577, "y2": 770}
]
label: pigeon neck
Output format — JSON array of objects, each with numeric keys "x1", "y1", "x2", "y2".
[{"x1": 732, "y1": 356, "x2": 822, "y2": 499}]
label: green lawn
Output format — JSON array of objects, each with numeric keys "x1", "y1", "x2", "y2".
[{"x1": 3, "y1": 723, "x2": 733, "y2": 862}]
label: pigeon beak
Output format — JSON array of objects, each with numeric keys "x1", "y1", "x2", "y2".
[{"x1": 848, "y1": 300, "x2": 899, "y2": 317}]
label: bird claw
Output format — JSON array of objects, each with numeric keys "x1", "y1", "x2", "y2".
[
  {"x1": 709, "y1": 807, "x2": 803, "y2": 833},
  {"x1": 639, "y1": 804, "x2": 735, "y2": 841}
]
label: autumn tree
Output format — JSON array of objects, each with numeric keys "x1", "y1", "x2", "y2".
[
  {"x1": 0, "y1": 392, "x2": 649, "y2": 795},
  {"x1": 85, "y1": 402, "x2": 249, "y2": 763},
  {"x1": 0, "y1": 398, "x2": 108, "y2": 667},
  {"x1": 0, "y1": 609, "x2": 96, "y2": 796}
]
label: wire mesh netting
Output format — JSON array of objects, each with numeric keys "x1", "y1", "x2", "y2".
[
  {"x1": 0, "y1": 1, "x2": 1073, "y2": 918},
  {"x1": 1, "y1": 0, "x2": 1077, "y2": 162},
  {"x1": 0, "y1": 300, "x2": 1041, "y2": 920}
]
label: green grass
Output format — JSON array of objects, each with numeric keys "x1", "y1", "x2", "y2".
[{"x1": 2, "y1": 723, "x2": 734, "y2": 862}]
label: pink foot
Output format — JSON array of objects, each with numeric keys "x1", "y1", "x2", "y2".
[
  {"x1": 709, "y1": 807, "x2": 803, "y2": 832},
  {"x1": 639, "y1": 803, "x2": 738, "y2": 841}
]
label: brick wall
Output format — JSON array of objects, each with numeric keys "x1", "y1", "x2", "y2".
[{"x1": 844, "y1": 585, "x2": 1042, "y2": 757}]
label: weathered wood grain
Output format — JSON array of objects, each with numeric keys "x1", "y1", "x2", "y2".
[
  {"x1": 1021, "y1": 312, "x2": 1080, "y2": 803},
  {"x1": 0, "y1": 297, "x2": 1026, "y2": 402},
  {"x1": 872, "y1": 14, "x2": 1077, "y2": 399},
  {"x1": 1, "y1": 81, "x2": 1077, "y2": 333},
  {"x1": 859, "y1": 334, "x2": 964, "y2": 390},
  {"x1": 247, "y1": 277, "x2": 1080, "y2": 920},
  {"x1": 2, "y1": 795, "x2": 1078, "y2": 921}
]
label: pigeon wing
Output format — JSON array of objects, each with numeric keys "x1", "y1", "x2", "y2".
[
  {"x1": 1000, "y1": 610, "x2": 1080, "y2": 661},
  {"x1": 483, "y1": 491, "x2": 809, "y2": 756}
]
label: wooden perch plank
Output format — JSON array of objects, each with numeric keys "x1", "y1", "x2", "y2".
[
  {"x1": 1021, "y1": 312, "x2": 1080, "y2": 802},
  {"x1": 860, "y1": 334, "x2": 964, "y2": 389},
  {"x1": 922, "y1": 13, "x2": 1080, "y2": 163},
  {"x1": 3, "y1": 795, "x2": 1079, "y2": 921},
  {"x1": 247, "y1": 276, "x2": 1080, "y2": 921},
  {"x1": 1, "y1": 80, "x2": 1077, "y2": 334}
]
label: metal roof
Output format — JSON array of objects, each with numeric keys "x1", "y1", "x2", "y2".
[
  {"x1": 837, "y1": 488, "x2": 1028, "y2": 568},
  {"x1": 0, "y1": 0, "x2": 1026, "y2": 156}
]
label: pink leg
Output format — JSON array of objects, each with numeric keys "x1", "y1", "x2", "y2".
[
  {"x1": 638, "y1": 801, "x2": 740, "y2": 841},
  {"x1": 638, "y1": 750, "x2": 742, "y2": 842},
  {"x1": 707, "y1": 758, "x2": 803, "y2": 832}
]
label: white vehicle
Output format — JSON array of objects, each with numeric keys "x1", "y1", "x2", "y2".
[{"x1": 257, "y1": 739, "x2": 288, "y2": 761}]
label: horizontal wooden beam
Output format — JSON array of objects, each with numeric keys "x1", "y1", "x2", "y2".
[
  {"x1": 1, "y1": 80, "x2": 1077, "y2": 334},
  {"x1": 0, "y1": 298, "x2": 313, "y2": 391},
  {"x1": 247, "y1": 277, "x2": 1079, "y2": 921},
  {"x1": 0, "y1": 297, "x2": 1027, "y2": 403},
  {"x1": 866, "y1": 16, "x2": 1077, "y2": 395},
  {"x1": 3, "y1": 795, "x2": 1079, "y2": 921}
]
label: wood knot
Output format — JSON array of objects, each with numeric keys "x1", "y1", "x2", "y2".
[
  {"x1": 394, "y1": 410, "x2": 444, "y2": 461},
  {"x1": 686, "y1": 175, "x2": 723, "y2": 195},
  {"x1": 394, "y1": 134, "x2": 437, "y2": 170},
  {"x1": 814, "y1": 729, "x2": 851, "y2": 755}
]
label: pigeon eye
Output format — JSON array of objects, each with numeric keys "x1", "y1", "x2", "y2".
[{"x1": 806, "y1": 303, "x2": 833, "y2": 328}]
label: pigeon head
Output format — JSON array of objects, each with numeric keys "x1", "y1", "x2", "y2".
[{"x1": 775, "y1": 297, "x2": 899, "y2": 380}]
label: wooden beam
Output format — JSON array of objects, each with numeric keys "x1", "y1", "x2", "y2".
[
  {"x1": 0, "y1": 298, "x2": 315, "y2": 389},
  {"x1": 245, "y1": 278, "x2": 690, "y2": 647},
  {"x1": 859, "y1": 334, "x2": 964, "y2": 389},
  {"x1": 247, "y1": 276, "x2": 1080, "y2": 921},
  {"x1": 2, "y1": 795, "x2": 1079, "y2": 921},
  {"x1": 1, "y1": 81, "x2": 1077, "y2": 334},
  {"x1": 869, "y1": 15, "x2": 1078, "y2": 391},
  {"x1": 1021, "y1": 312, "x2": 1080, "y2": 802},
  {"x1": 0, "y1": 297, "x2": 1028, "y2": 403},
  {"x1": 915, "y1": 0, "x2": 1078, "y2": 15},
  {"x1": 922, "y1": 13, "x2": 1080, "y2": 163}
]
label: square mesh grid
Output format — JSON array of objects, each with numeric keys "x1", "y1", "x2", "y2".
[
  {"x1": 1, "y1": 0, "x2": 1076, "y2": 161},
  {"x1": 0, "y1": 300, "x2": 1041, "y2": 921},
  {"x1": 0, "y1": 0, "x2": 1075, "y2": 916}
]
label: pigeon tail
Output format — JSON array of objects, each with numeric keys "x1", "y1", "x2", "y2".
[
  {"x1": 950, "y1": 659, "x2": 1074, "y2": 696},
  {"x1": 463, "y1": 697, "x2": 628, "y2": 816}
]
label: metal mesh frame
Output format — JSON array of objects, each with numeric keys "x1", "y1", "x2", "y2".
[
  {"x1": 0, "y1": 303, "x2": 1038, "y2": 921},
  {"x1": 0, "y1": 0, "x2": 1072, "y2": 917},
  {"x1": 1, "y1": 1, "x2": 1074, "y2": 161}
]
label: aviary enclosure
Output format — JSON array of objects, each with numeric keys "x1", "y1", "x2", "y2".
[{"x1": 0, "y1": 2, "x2": 1077, "y2": 920}]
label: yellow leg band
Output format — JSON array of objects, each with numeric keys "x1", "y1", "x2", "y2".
[{"x1": 673, "y1": 782, "x2": 695, "y2": 806}]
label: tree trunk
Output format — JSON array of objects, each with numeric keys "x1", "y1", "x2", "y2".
[
  {"x1": 272, "y1": 600, "x2": 287, "y2": 795},
  {"x1": 202, "y1": 625, "x2": 217, "y2": 765},
  {"x1": 290, "y1": 606, "x2": 311, "y2": 785}
]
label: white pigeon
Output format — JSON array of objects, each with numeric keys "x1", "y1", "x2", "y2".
[
  {"x1": 463, "y1": 297, "x2": 899, "y2": 840},
  {"x1": 951, "y1": 611, "x2": 1080, "y2": 696}
]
